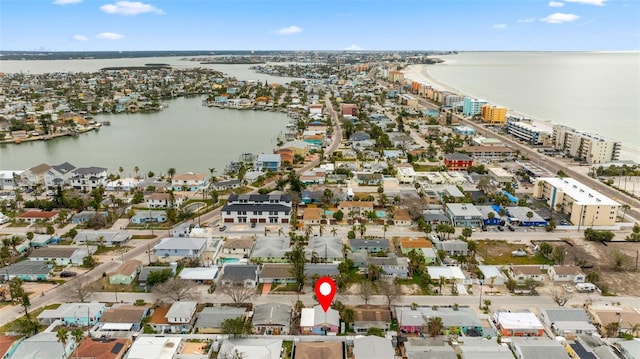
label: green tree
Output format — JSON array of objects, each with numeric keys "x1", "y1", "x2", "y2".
[
  {"x1": 146, "y1": 269, "x2": 173, "y2": 286},
  {"x1": 286, "y1": 236, "x2": 306, "y2": 291},
  {"x1": 332, "y1": 210, "x2": 344, "y2": 222},
  {"x1": 71, "y1": 328, "x2": 84, "y2": 348},
  {"x1": 221, "y1": 317, "x2": 252, "y2": 338},
  {"x1": 539, "y1": 242, "x2": 553, "y2": 258},
  {"x1": 461, "y1": 227, "x2": 472, "y2": 239},
  {"x1": 8, "y1": 277, "x2": 25, "y2": 303},
  {"x1": 407, "y1": 249, "x2": 426, "y2": 276},
  {"x1": 426, "y1": 317, "x2": 444, "y2": 338},
  {"x1": 366, "y1": 327, "x2": 385, "y2": 337},
  {"x1": 341, "y1": 307, "x2": 355, "y2": 332},
  {"x1": 56, "y1": 328, "x2": 69, "y2": 351}
]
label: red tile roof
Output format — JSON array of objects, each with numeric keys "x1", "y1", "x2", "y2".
[{"x1": 18, "y1": 211, "x2": 59, "y2": 218}]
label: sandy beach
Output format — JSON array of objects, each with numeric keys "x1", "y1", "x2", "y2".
[{"x1": 402, "y1": 64, "x2": 640, "y2": 162}]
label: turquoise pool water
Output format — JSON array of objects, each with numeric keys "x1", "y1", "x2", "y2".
[
  {"x1": 218, "y1": 257, "x2": 240, "y2": 264},
  {"x1": 376, "y1": 210, "x2": 386, "y2": 218},
  {"x1": 325, "y1": 210, "x2": 335, "y2": 216}
]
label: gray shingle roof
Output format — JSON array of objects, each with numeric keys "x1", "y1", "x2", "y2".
[
  {"x1": 220, "y1": 264, "x2": 259, "y2": 282},
  {"x1": 5, "y1": 261, "x2": 52, "y2": 276},
  {"x1": 195, "y1": 306, "x2": 246, "y2": 329},
  {"x1": 252, "y1": 303, "x2": 291, "y2": 327}
]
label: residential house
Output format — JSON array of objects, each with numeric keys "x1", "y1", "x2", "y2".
[
  {"x1": 276, "y1": 148, "x2": 295, "y2": 167},
  {"x1": 178, "y1": 267, "x2": 218, "y2": 284},
  {"x1": 300, "y1": 305, "x2": 340, "y2": 335},
  {"x1": 130, "y1": 210, "x2": 168, "y2": 224},
  {"x1": 250, "y1": 236, "x2": 291, "y2": 263},
  {"x1": 221, "y1": 237, "x2": 254, "y2": 256},
  {"x1": 509, "y1": 265, "x2": 545, "y2": 283},
  {"x1": 548, "y1": 265, "x2": 586, "y2": 283},
  {"x1": 589, "y1": 309, "x2": 640, "y2": 335},
  {"x1": 477, "y1": 265, "x2": 508, "y2": 286},
  {"x1": 218, "y1": 339, "x2": 282, "y2": 359},
  {"x1": 423, "y1": 209, "x2": 451, "y2": 225},
  {"x1": 252, "y1": 303, "x2": 292, "y2": 335},
  {"x1": 352, "y1": 305, "x2": 392, "y2": 334},
  {"x1": 355, "y1": 173, "x2": 382, "y2": 186},
  {"x1": 138, "y1": 266, "x2": 175, "y2": 287},
  {"x1": 494, "y1": 312, "x2": 545, "y2": 337},
  {"x1": 353, "y1": 336, "x2": 395, "y2": 359},
  {"x1": 256, "y1": 153, "x2": 282, "y2": 172},
  {"x1": 37, "y1": 302, "x2": 106, "y2": 326},
  {"x1": 306, "y1": 236, "x2": 343, "y2": 263},
  {"x1": 0, "y1": 170, "x2": 21, "y2": 190},
  {"x1": 427, "y1": 266, "x2": 467, "y2": 283},
  {"x1": 71, "y1": 338, "x2": 130, "y2": 359},
  {"x1": 421, "y1": 248, "x2": 439, "y2": 265},
  {"x1": 20, "y1": 163, "x2": 51, "y2": 188},
  {"x1": 304, "y1": 264, "x2": 340, "y2": 281},
  {"x1": 222, "y1": 194, "x2": 292, "y2": 225},
  {"x1": 2, "y1": 261, "x2": 52, "y2": 281},
  {"x1": 28, "y1": 246, "x2": 90, "y2": 266},
  {"x1": 125, "y1": 336, "x2": 182, "y2": 359},
  {"x1": 109, "y1": 260, "x2": 142, "y2": 285},
  {"x1": 74, "y1": 230, "x2": 131, "y2": 247},
  {"x1": 93, "y1": 304, "x2": 150, "y2": 334},
  {"x1": 194, "y1": 306, "x2": 246, "y2": 334},
  {"x1": 259, "y1": 264, "x2": 295, "y2": 284},
  {"x1": 444, "y1": 152, "x2": 474, "y2": 171},
  {"x1": 337, "y1": 201, "x2": 374, "y2": 219},
  {"x1": 280, "y1": 140, "x2": 311, "y2": 156},
  {"x1": 294, "y1": 341, "x2": 344, "y2": 359},
  {"x1": 404, "y1": 338, "x2": 457, "y2": 359},
  {"x1": 396, "y1": 306, "x2": 484, "y2": 336},
  {"x1": 538, "y1": 308, "x2": 597, "y2": 336},
  {"x1": 350, "y1": 238, "x2": 390, "y2": 254},
  {"x1": 17, "y1": 210, "x2": 59, "y2": 224},
  {"x1": 302, "y1": 207, "x2": 323, "y2": 226},
  {"x1": 476, "y1": 205, "x2": 504, "y2": 226},
  {"x1": 171, "y1": 173, "x2": 206, "y2": 191},
  {"x1": 9, "y1": 332, "x2": 76, "y2": 359},
  {"x1": 510, "y1": 338, "x2": 569, "y2": 359},
  {"x1": 393, "y1": 208, "x2": 412, "y2": 226},
  {"x1": 445, "y1": 204, "x2": 483, "y2": 228},
  {"x1": 211, "y1": 179, "x2": 242, "y2": 191},
  {"x1": 71, "y1": 211, "x2": 108, "y2": 224},
  {"x1": 219, "y1": 264, "x2": 259, "y2": 288},
  {"x1": 433, "y1": 239, "x2": 469, "y2": 256},
  {"x1": 153, "y1": 237, "x2": 208, "y2": 260},
  {"x1": 44, "y1": 162, "x2": 76, "y2": 188},
  {"x1": 458, "y1": 337, "x2": 514, "y2": 359},
  {"x1": 367, "y1": 255, "x2": 409, "y2": 278},
  {"x1": 162, "y1": 301, "x2": 197, "y2": 333},
  {"x1": 145, "y1": 192, "x2": 184, "y2": 209},
  {"x1": 341, "y1": 103, "x2": 358, "y2": 117},
  {"x1": 399, "y1": 238, "x2": 432, "y2": 255},
  {"x1": 70, "y1": 167, "x2": 108, "y2": 191}
]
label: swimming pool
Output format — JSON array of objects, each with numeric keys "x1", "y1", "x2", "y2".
[{"x1": 376, "y1": 210, "x2": 387, "y2": 218}]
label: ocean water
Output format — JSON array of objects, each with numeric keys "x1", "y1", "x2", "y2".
[{"x1": 422, "y1": 52, "x2": 640, "y2": 158}]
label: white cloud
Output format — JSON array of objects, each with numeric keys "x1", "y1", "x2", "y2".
[
  {"x1": 53, "y1": 0, "x2": 82, "y2": 4},
  {"x1": 344, "y1": 45, "x2": 363, "y2": 51},
  {"x1": 541, "y1": 13, "x2": 580, "y2": 23},
  {"x1": 72, "y1": 34, "x2": 88, "y2": 41},
  {"x1": 96, "y1": 32, "x2": 124, "y2": 40},
  {"x1": 100, "y1": 1, "x2": 164, "y2": 15},
  {"x1": 274, "y1": 26, "x2": 302, "y2": 35},
  {"x1": 565, "y1": 0, "x2": 606, "y2": 5},
  {"x1": 548, "y1": 1, "x2": 565, "y2": 7},
  {"x1": 517, "y1": 18, "x2": 535, "y2": 23},
  {"x1": 493, "y1": 24, "x2": 507, "y2": 29}
]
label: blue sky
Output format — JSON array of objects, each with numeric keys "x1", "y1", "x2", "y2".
[{"x1": 1, "y1": 0, "x2": 639, "y2": 51}]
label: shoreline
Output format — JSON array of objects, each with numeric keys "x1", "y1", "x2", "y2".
[{"x1": 402, "y1": 64, "x2": 640, "y2": 161}]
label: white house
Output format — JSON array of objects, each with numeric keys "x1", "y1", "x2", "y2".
[
  {"x1": 171, "y1": 173, "x2": 206, "y2": 191},
  {"x1": 547, "y1": 265, "x2": 586, "y2": 283},
  {"x1": 165, "y1": 301, "x2": 197, "y2": 333},
  {"x1": 145, "y1": 192, "x2": 184, "y2": 209},
  {"x1": 70, "y1": 167, "x2": 108, "y2": 191},
  {"x1": 222, "y1": 193, "x2": 292, "y2": 225}
]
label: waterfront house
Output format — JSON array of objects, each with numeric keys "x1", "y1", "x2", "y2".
[
  {"x1": 20, "y1": 163, "x2": 51, "y2": 188},
  {"x1": 0, "y1": 170, "x2": 22, "y2": 190},
  {"x1": 548, "y1": 265, "x2": 586, "y2": 283},
  {"x1": 194, "y1": 306, "x2": 247, "y2": 334},
  {"x1": 276, "y1": 148, "x2": 295, "y2": 166},
  {"x1": 70, "y1": 167, "x2": 108, "y2": 191},
  {"x1": 352, "y1": 305, "x2": 392, "y2": 334},
  {"x1": 494, "y1": 312, "x2": 545, "y2": 337},
  {"x1": 37, "y1": 302, "x2": 106, "y2": 326},
  {"x1": 256, "y1": 153, "x2": 282, "y2": 172},
  {"x1": 300, "y1": 305, "x2": 340, "y2": 335},
  {"x1": 145, "y1": 192, "x2": 184, "y2": 209},
  {"x1": 396, "y1": 306, "x2": 483, "y2": 336},
  {"x1": 130, "y1": 210, "x2": 168, "y2": 224},
  {"x1": 219, "y1": 264, "x2": 259, "y2": 288},
  {"x1": 222, "y1": 193, "x2": 292, "y2": 225},
  {"x1": 44, "y1": 162, "x2": 76, "y2": 188},
  {"x1": 280, "y1": 140, "x2": 310, "y2": 156},
  {"x1": 28, "y1": 246, "x2": 90, "y2": 266},
  {"x1": 153, "y1": 237, "x2": 208, "y2": 260},
  {"x1": 252, "y1": 303, "x2": 292, "y2": 335},
  {"x1": 105, "y1": 178, "x2": 141, "y2": 192},
  {"x1": 74, "y1": 230, "x2": 131, "y2": 247},
  {"x1": 171, "y1": 173, "x2": 206, "y2": 191},
  {"x1": 109, "y1": 259, "x2": 142, "y2": 285},
  {"x1": 17, "y1": 210, "x2": 59, "y2": 224},
  {"x1": 9, "y1": 332, "x2": 76, "y2": 359},
  {"x1": 211, "y1": 179, "x2": 242, "y2": 191},
  {"x1": 1, "y1": 261, "x2": 52, "y2": 281}
]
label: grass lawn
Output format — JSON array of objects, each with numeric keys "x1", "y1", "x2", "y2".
[
  {"x1": 272, "y1": 283, "x2": 299, "y2": 292},
  {"x1": 0, "y1": 303, "x2": 61, "y2": 334},
  {"x1": 7, "y1": 222, "x2": 30, "y2": 227},
  {"x1": 92, "y1": 277, "x2": 145, "y2": 293},
  {"x1": 477, "y1": 240, "x2": 553, "y2": 265},
  {"x1": 282, "y1": 341, "x2": 294, "y2": 359},
  {"x1": 130, "y1": 234, "x2": 157, "y2": 240}
]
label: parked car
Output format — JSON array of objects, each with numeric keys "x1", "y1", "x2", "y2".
[
  {"x1": 60, "y1": 271, "x2": 77, "y2": 278},
  {"x1": 219, "y1": 225, "x2": 227, "y2": 232},
  {"x1": 250, "y1": 222, "x2": 256, "y2": 228},
  {"x1": 497, "y1": 226, "x2": 504, "y2": 231},
  {"x1": 507, "y1": 225, "x2": 515, "y2": 232}
]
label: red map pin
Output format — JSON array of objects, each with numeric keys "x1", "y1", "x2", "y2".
[{"x1": 314, "y1": 276, "x2": 337, "y2": 312}]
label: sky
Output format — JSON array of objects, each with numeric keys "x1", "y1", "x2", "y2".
[{"x1": 1, "y1": 0, "x2": 639, "y2": 51}]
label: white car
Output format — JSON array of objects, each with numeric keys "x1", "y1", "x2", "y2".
[{"x1": 562, "y1": 284, "x2": 574, "y2": 293}]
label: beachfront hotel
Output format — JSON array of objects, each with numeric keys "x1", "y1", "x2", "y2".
[
  {"x1": 533, "y1": 177, "x2": 620, "y2": 227},
  {"x1": 552, "y1": 125, "x2": 621, "y2": 165},
  {"x1": 505, "y1": 118, "x2": 553, "y2": 146},
  {"x1": 462, "y1": 98, "x2": 488, "y2": 117},
  {"x1": 481, "y1": 104, "x2": 507, "y2": 124}
]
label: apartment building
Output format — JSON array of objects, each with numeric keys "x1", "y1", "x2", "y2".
[
  {"x1": 462, "y1": 98, "x2": 488, "y2": 117},
  {"x1": 480, "y1": 105, "x2": 507, "y2": 124},
  {"x1": 553, "y1": 125, "x2": 621, "y2": 164},
  {"x1": 222, "y1": 193, "x2": 292, "y2": 224},
  {"x1": 533, "y1": 177, "x2": 620, "y2": 226},
  {"x1": 505, "y1": 119, "x2": 553, "y2": 146}
]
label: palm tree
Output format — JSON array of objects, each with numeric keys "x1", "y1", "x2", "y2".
[
  {"x1": 134, "y1": 166, "x2": 140, "y2": 179},
  {"x1": 71, "y1": 328, "x2": 84, "y2": 356},
  {"x1": 342, "y1": 244, "x2": 351, "y2": 259},
  {"x1": 426, "y1": 317, "x2": 444, "y2": 338},
  {"x1": 605, "y1": 322, "x2": 620, "y2": 337},
  {"x1": 56, "y1": 328, "x2": 69, "y2": 352},
  {"x1": 167, "y1": 168, "x2": 176, "y2": 183},
  {"x1": 438, "y1": 276, "x2": 446, "y2": 294},
  {"x1": 383, "y1": 224, "x2": 388, "y2": 239},
  {"x1": 341, "y1": 307, "x2": 355, "y2": 332},
  {"x1": 331, "y1": 227, "x2": 338, "y2": 237},
  {"x1": 358, "y1": 222, "x2": 367, "y2": 237},
  {"x1": 118, "y1": 166, "x2": 124, "y2": 179},
  {"x1": 367, "y1": 264, "x2": 383, "y2": 281},
  {"x1": 621, "y1": 204, "x2": 630, "y2": 221},
  {"x1": 627, "y1": 322, "x2": 640, "y2": 338},
  {"x1": 208, "y1": 167, "x2": 217, "y2": 185}
]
